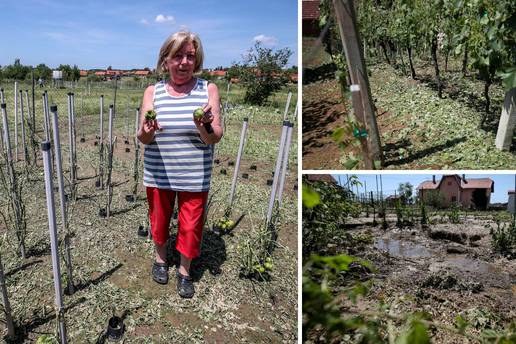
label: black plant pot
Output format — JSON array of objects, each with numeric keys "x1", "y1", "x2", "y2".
[
  {"x1": 242, "y1": 173, "x2": 249, "y2": 179},
  {"x1": 80, "y1": 137, "x2": 85, "y2": 143},
  {"x1": 228, "y1": 161, "x2": 234, "y2": 166},
  {"x1": 220, "y1": 169, "x2": 227, "y2": 175},
  {"x1": 137, "y1": 225, "x2": 148, "y2": 237},
  {"x1": 250, "y1": 165, "x2": 257, "y2": 171},
  {"x1": 95, "y1": 180, "x2": 101, "y2": 188},
  {"x1": 214, "y1": 159, "x2": 220, "y2": 164},
  {"x1": 99, "y1": 208, "x2": 107, "y2": 218},
  {"x1": 125, "y1": 148, "x2": 130, "y2": 153},
  {"x1": 124, "y1": 140, "x2": 129, "y2": 145},
  {"x1": 107, "y1": 316, "x2": 124, "y2": 341},
  {"x1": 94, "y1": 141, "x2": 98, "y2": 146},
  {"x1": 125, "y1": 194, "x2": 135, "y2": 202},
  {"x1": 293, "y1": 184, "x2": 298, "y2": 191},
  {"x1": 266, "y1": 179, "x2": 273, "y2": 186}
]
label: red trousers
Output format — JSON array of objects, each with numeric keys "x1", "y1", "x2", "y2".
[{"x1": 146, "y1": 187, "x2": 208, "y2": 260}]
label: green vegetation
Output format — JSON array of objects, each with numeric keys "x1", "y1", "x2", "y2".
[{"x1": 228, "y1": 43, "x2": 293, "y2": 105}]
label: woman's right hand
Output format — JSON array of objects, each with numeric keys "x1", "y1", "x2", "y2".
[{"x1": 138, "y1": 85, "x2": 162, "y2": 144}]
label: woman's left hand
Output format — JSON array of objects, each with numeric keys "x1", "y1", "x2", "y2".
[{"x1": 193, "y1": 104, "x2": 214, "y2": 129}]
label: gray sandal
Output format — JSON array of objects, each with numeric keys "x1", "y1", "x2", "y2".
[
  {"x1": 176, "y1": 271, "x2": 194, "y2": 298},
  {"x1": 152, "y1": 262, "x2": 169, "y2": 284}
]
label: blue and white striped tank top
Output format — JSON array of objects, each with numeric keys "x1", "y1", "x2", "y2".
[{"x1": 143, "y1": 78, "x2": 213, "y2": 192}]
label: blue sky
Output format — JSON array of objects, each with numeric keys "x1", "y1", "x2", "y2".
[
  {"x1": 0, "y1": 0, "x2": 297, "y2": 70},
  {"x1": 331, "y1": 174, "x2": 516, "y2": 203}
]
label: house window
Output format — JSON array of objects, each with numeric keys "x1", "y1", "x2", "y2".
[{"x1": 451, "y1": 196, "x2": 457, "y2": 202}]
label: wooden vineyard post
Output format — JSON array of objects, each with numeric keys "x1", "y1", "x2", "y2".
[
  {"x1": 495, "y1": 88, "x2": 516, "y2": 151},
  {"x1": 41, "y1": 141, "x2": 68, "y2": 344},
  {"x1": 50, "y1": 105, "x2": 75, "y2": 295},
  {"x1": 332, "y1": 0, "x2": 383, "y2": 168},
  {"x1": 277, "y1": 122, "x2": 294, "y2": 206},
  {"x1": 228, "y1": 118, "x2": 249, "y2": 210},
  {"x1": 282, "y1": 91, "x2": 292, "y2": 121}
]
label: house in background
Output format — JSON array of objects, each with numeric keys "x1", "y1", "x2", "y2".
[
  {"x1": 418, "y1": 175, "x2": 494, "y2": 209},
  {"x1": 306, "y1": 174, "x2": 337, "y2": 184},
  {"x1": 302, "y1": 0, "x2": 321, "y2": 37}
]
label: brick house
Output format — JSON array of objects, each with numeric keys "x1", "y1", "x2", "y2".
[
  {"x1": 302, "y1": 0, "x2": 321, "y2": 37},
  {"x1": 418, "y1": 175, "x2": 494, "y2": 209},
  {"x1": 306, "y1": 174, "x2": 337, "y2": 184}
]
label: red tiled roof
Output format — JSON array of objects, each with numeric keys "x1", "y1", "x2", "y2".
[
  {"x1": 306, "y1": 174, "x2": 336, "y2": 183},
  {"x1": 95, "y1": 71, "x2": 106, "y2": 76},
  {"x1": 303, "y1": 0, "x2": 320, "y2": 20},
  {"x1": 209, "y1": 71, "x2": 226, "y2": 76},
  {"x1": 134, "y1": 70, "x2": 150, "y2": 76},
  {"x1": 80, "y1": 70, "x2": 88, "y2": 76}
]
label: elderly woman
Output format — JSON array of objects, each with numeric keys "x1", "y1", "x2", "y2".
[{"x1": 137, "y1": 31, "x2": 223, "y2": 298}]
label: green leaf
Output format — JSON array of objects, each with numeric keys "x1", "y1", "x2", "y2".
[
  {"x1": 302, "y1": 184, "x2": 320, "y2": 208},
  {"x1": 455, "y1": 314, "x2": 468, "y2": 334},
  {"x1": 396, "y1": 320, "x2": 430, "y2": 344},
  {"x1": 497, "y1": 67, "x2": 516, "y2": 90},
  {"x1": 332, "y1": 127, "x2": 345, "y2": 142}
]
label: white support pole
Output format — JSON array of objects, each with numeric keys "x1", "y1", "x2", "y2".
[
  {"x1": 43, "y1": 93, "x2": 50, "y2": 141},
  {"x1": 14, "y1": 81, "x2": 18, "y2": 161},
  {"x1": 1, "y1": 104, "x2": 13, "y2": 167},
  {"x1": 282, "y1": 91, "x2": 292, "y2": 121},
  {"x1": 277, "y1": 122, "x2": 294, "y2": 206},
  {"x1": 50, "y1": 105, "x2": 74, "y2": 295},
  {"x1": 41, "y1": 140, "x2": 68, "y2": 344},
  {"x1": 106, "y1": 105, "x2": 114, "y2": 217},
  {"x1": 70, "y1": 93, "x2": 77, "y2": 180},
  {"x1": 67, "y1": 93, "x2": 74, "y2": 183},
  {"x1": 228, "y1": 118, "x2": 249, "y2": 207},
  {"x1": 19, "y1": 91, "x2": 28, "y2": 163},
  {"x1": 266, "y1": 121, "x2": 289, "y2": 223},
  {"x1": 495, "y1": 88, "x2": 516, "y2": 151}
]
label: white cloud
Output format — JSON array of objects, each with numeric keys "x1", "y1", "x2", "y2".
[
  {"x1": 140, "y1": 18, "x2": 149, "y2": 25},
  {"x1": 253, "y1": 34, "x2": 278, "y2": 46},
  {"x1": 155, "y1": 14, "x2": 175, "y2": 24}
]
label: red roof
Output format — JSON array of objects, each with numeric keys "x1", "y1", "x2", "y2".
[
  {"x1": 303, "y1": 0, "x2": 320, "y2": 20},
  {"x1": 95, "y1": 71, "x2": 106, "y2": 76},
  {"x1": 80, "y1": 70, "x2": 88, "y2": 77},
  {"x1": 418, "y1": 175, "x2": 493, "y2": 190},
  {"x1": 209, "y1": 71, "x2": 226, "y2": 77},
  {"x1": 134, "y1": 70, "x2": 150, "y2": 76},
  {"x1": 306, "y1": 174, "x2": 336, "y2": 183}
]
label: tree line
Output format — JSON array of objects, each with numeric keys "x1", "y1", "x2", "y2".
[{"x1": 0, "y1": 59, "x2": 82, "y2": 82}]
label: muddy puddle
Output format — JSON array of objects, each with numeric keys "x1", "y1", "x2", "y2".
[
  {"x1": 372, "y1": 233, "x2": 514, "y2": 290},
  {"x1": 374, "y1": 238, "x2": 433, "y2": 258}
]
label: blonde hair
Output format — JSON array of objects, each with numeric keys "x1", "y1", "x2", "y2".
[{"x1": 156, "y1": 31, "x2": 204, "y2": 74}]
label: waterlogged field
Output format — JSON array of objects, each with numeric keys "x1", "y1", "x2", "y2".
[
  {"x1": 302, "y1": 180, "x2": 516, "y2": 343},
  {"x1": 0, "y1": 80, "x2": 298, "y2": 342}
]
